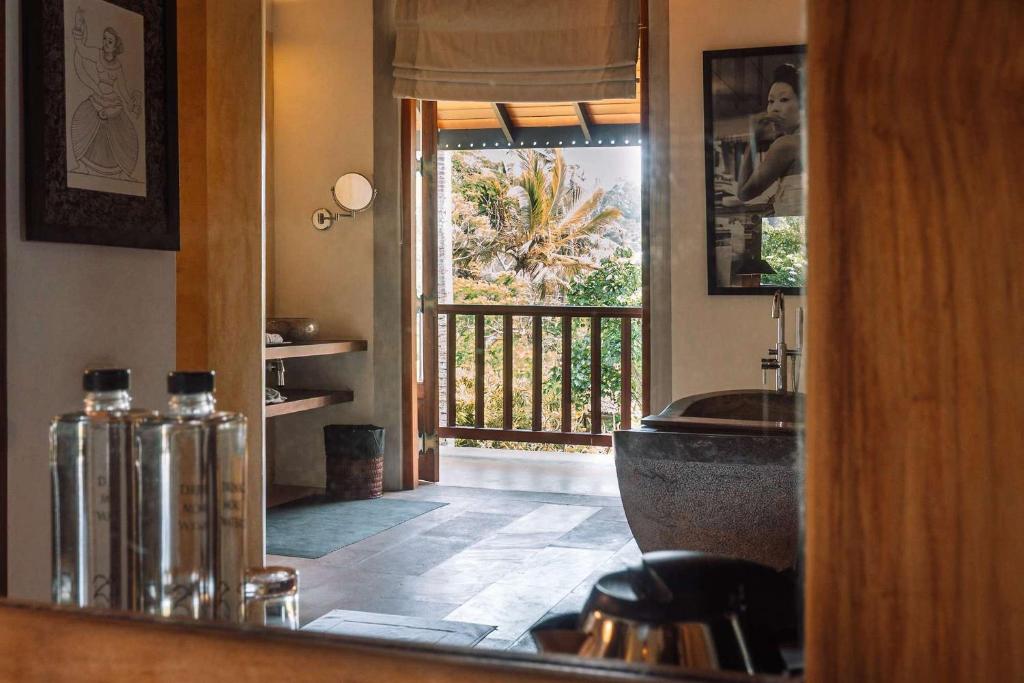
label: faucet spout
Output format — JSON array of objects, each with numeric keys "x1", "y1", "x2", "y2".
[
  {"x1": 761, "y1": 290, "x2": 802, "y2": 393},
  {"x1": 772, "y1": 291, "x2": 787, "y2": 392}
]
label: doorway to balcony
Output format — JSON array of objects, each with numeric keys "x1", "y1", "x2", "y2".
[{"x1": 412, "y1": 95, "x2": 650, "y2": 484}]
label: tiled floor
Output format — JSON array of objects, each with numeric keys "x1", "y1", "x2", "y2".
[
  {"x1": 438, "y1": 446, "x2": 621, "y2": 497},
  {"x1": 266, "y1": 447, "x2": 637, "y2": 652}
]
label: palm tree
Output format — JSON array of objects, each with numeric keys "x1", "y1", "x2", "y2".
[{"x1": 452, "y1": 149, "x2": 622, "y2": 301}]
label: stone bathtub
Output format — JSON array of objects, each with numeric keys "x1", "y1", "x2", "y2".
[{"x1": 613, "y1": 390, "x2": 802, "y2": 570}]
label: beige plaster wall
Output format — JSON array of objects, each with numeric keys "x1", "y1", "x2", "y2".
[
  {"x1": 4, "y1": 0, "x2": 177, "y2": 600},
  {"x1": 267, "y1": 0, "x2": 380, "y2": 489},
  {"x1": 667, "y1": 0, "x2": 806, "y2": 400},
  {"x1": 370, "y1": 0, "x2": 405, "y2": 492}
]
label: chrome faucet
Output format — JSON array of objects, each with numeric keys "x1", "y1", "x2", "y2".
[
  {"x1": 761, "y1": 290, "x2": 803, "y2": 392},
  {"x1": 267, "y1": 359, "x2": 286, "y2": 387}
]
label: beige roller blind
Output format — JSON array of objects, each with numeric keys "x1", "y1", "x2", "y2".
[{"x1": 393, "y1": 0, "x2": 639, "y2": 102}]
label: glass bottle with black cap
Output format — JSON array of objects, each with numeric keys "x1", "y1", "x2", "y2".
[
  {"x1": 50, "y1": 368, "x2": 150, "y2": 610},
  {"x1": 134, "y1": 371, "x2": 247, "y2": 622}
]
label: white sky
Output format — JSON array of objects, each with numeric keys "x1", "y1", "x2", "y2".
[{"x1": 473, "y1": 146, "x2": 642, "y2": 194}]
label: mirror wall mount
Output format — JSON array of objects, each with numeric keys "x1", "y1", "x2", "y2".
[{"x1": 311, "y1": 172, "x2": 377, "y2": 231}]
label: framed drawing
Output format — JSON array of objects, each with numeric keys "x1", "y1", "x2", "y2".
[
  {"x1": 23, "y1": 0, "x2": 178, "y2": 250},
  {"x1": 703, "y1": 45, "x2": 805, "y2": 294}
]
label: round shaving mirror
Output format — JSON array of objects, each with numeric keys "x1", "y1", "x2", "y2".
[{"x1": 331, "y1": 173, "x2": 375, "y2": 213}]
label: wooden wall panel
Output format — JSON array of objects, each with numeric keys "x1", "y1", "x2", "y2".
[
  {"x1": 0, "y1": 602, "x2": 770, "y2": 683},
  {"x1": 264, "y1": 28, "x2": 275, "y2": 319},
  {"x1": 205, "y1": 0, "x2": 266, "y2": 567},
  {"x1": 176, "y1": 0, "x2": 209, "y2": 371},
  {"x1": 0, "y1": 0, "x2": 7, "y2": 598},
  {"x1": 804, "y1": 0, "x2": 1024, "y2": 680},
  {"x1": 177, "y1": 0, "x2": 266, "y2": 566}
]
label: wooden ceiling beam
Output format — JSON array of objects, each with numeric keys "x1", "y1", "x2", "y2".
[
  {"x1": 490, "y1": 103, "x2": 515, "y2": 143},
  {"x1": 573, "y1": 102, "x2": 593, "y2": 142}
]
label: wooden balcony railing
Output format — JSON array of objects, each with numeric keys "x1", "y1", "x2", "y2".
[{"x1": 436, "y1": 304, "x2": 643, "y2": 447}]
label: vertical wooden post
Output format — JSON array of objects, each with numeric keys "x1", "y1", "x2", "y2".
[
  {"x1": 177, "y1": 0, "x2": 209, "y2": 373},
  {"x1": 805, "y1": 1, "x2": 1024, "y2": 680},
  {"x1": 190, "y1": 0, "x2": 265, "y2": 567},
  {"x1": 447, "y1": 313, "x2": 457, "y2": 428},
  {"x1": 620, "y1": 317, "x2": 632, "y2": 430},
  {"x1": 561, "y1": 315, "x2": 572, "y2": 433},
  {"x1": 590, "y1": 316, "x2": 602, "y2": 435},
  {"x1": 502, "y1": 314, "x2": 513, "y2": 430},
  {"x1": 474, "y1": 314, "x2": 485, "y2": 428},
  {"x1": 0, "y1": 2, "x2": 7, "y2": 597},
  {"x1": 532, "y1": 315, "x2": 543, "y2": 431}
]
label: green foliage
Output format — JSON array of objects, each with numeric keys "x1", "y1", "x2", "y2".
[
  {"x1": 566, "y1": 248, "x2": 642, "y2": 307},
  {"x1": 453, "y1": 274, "x2": 530, "y2": 305},
  {"x1": 760, "y1": 217, "x2": 807, "y2": 288},
  {"x1": 450, "y1": 149, "x2": 621, "y2": 302},
  {"x1": 554, "y1": 249, "x2": 642, "y2": 431},
  {"x1": 446, "y1": 151, "x2": 641, "y2": 450}
]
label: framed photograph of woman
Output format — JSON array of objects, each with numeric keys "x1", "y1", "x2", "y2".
[
  {"x1": 703, "y1": 45, "x2": 806, "y2": 294},
  {"x1": 23, "y1": 0, "x2": 178, "y2": 250}
]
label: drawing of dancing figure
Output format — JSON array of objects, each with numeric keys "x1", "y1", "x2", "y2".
[{"x1": 69, "y1": 7, "x2": 142, "y2": 181}]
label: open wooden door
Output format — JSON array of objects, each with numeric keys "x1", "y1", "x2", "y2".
[{"x1": 418, "y1": 101, "x2": 440, "y2": 482}]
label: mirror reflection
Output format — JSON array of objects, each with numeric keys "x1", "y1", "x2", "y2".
[
  {"x1": 16, "y1": 0, "x2": 808, "y2": 678},
  {"x1": 331, "y1": 172, "x2": 375, "y2": 213}
]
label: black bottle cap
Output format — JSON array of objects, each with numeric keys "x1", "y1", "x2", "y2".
[
  {"x1": 167, "y1": 371, "x2": 216, "y2": 395},
  {"x1": 83, "y1": 369, "x2": 131, "y2": 392}
]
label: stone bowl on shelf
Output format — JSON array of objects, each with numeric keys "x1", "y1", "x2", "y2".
[{"x1": 266, "y1": 317, "x2": 320, "y2": 342}]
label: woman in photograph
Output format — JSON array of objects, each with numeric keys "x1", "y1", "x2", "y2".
[
  {"x1": 736, "y1": 63, "x2": 803, "y2": 216},
  {"x1": 69, "y1": 9, "x2": 142, "y2": 181}
]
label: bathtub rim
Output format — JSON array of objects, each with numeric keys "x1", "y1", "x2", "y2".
[{"x1": 640, "y1": 389, "x2": 803, "y2": 437}]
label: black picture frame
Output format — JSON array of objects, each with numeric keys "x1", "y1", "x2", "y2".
[
  {"x1": 23, "y1": 0, "x2": 178, "y2": 251},
  {"x1": 703, "y1": 45, "x2": 805, "y2": 295}
]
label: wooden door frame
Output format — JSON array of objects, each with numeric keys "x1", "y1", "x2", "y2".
[
  {"x1": 0, "y1": 0, "x2": 8, "y2": 598},
  {"x1": 400, "y1": 99, "x2": 440, "y2": 489},
  {"x1": 638, "y1": 0, "x2": 651, "y2": 417},
  {"x1": 400, "y1": 99, "x2": 419, "y2": 489},
  {"x1": 406, "y1": 12, "x2": 653, "y2": 476},
  {"x1": 419, "y1": 101, "x2": 440, "y2": 482}
]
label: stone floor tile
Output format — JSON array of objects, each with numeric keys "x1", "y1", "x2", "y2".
[
  {"x1": 420, "y1": 547, "x2": 539, "y2": 584},
  {"x1": 303, "y1": 609, "x2": 491, "y2": 647},
  {"x1": 497, "y1": 547, "x2": 614, "y2": 593},
  {"x1": 509, "y1": 631, "x2": 540, "y2": 654},
  {"x1": 325, "y1": 595, "x2": 464, "y2": 621},
  {"x1": 422, "y1": 511, "x2": 522, "y2": 541},
  {"x1": 552, "y1": 518, "x2": 634, "y2": 551},
  {"x1": 354, "y1": 535, "x2": 474, "y2": 576},
  {"x1": 495, "y1": 504, "x2": 600, "y2": 535},
  {"x1": 472, "y1": 531, "x2": 565, "y2": 550},
  {"x1": 590, "y1": 505, "x2": 629, "y2": 522},
  {"x1": 443, "y1": 584, "x2": 562, "y2": 642},
  {"x1": 273, "y1": 457, "x2": 636, "y2": 648}
]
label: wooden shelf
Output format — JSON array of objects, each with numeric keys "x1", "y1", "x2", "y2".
[
  {"x1": 265, "y1": 339, "x2": 368, "y2": 360},
  {"x1": 265, "y1": 389, "x2": 354, "y2": 418}
]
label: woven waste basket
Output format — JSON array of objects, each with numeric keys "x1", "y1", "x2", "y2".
[{"x1": 323, "y1": 425, "x2": 385, "y2": 500}]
